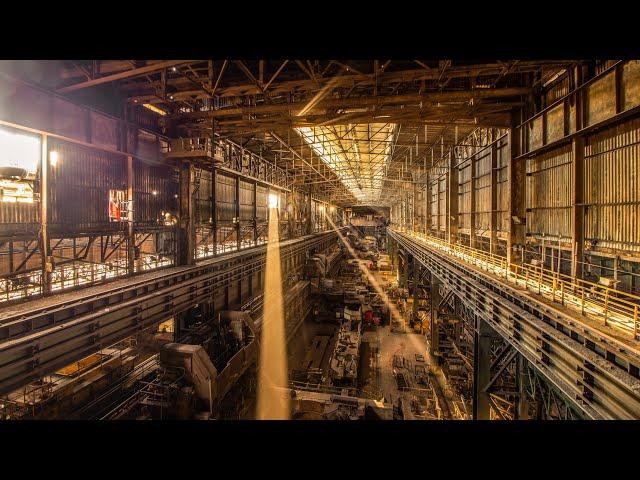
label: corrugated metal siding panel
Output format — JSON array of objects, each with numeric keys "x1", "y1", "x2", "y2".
[
  {"x1": 475, "y1": 150, "x2": 492, "y2": 234},
  {"x1": 136, "y1": 130, "x2": 159, "y2": 161},
  {"x1": 429, "y1": 179, "x2": 440, "y2": 230},
  {"x1": 256, "y1": 185, "x2": 267, "y2": 221},
  {"x1": 526, "y1": 144, "x2": 573, "y2": 239},
  {"x1": 438, "y1": 176, "x2": 446, "y2": 232},
  {"x1": 622, "y1": 60, "x2": 640, "y2": 111},
  {"x1": 496, "y1": 139, "x2": 509, "y2": 233},
  {"x1": 216, "y1": 173, "x2": 236, "y2": 223},
  {"x1": 458, "y1": 160, "x2": 471, "y2": 231},
  {"x1": 49, "y1": 139, "x2": 126, "y2": 232},
  {"x1": 544, "y1": 74, "x2": 570, "y2": 106},
  {"x1": 586, "y1": 71, "x2": 616, "y2": 127},
  {"x1": 0, "y1": 201, "x2": 38, "y2": 228},
  {"x1": 585, "y1": 117, "x2": 640, "y2": 252},
  {"x1": 239, "y1": 180, "x2": 254, "y2": 221},
  {"x1": 195, "y1": 169, "x2": 212, "y2": 225},
  {"x1": 134, "y1": 159, "x2": 177, "y2": 224}
]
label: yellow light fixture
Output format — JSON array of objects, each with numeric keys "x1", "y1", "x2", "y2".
[{"x1": 142, "y1": 103, "x2": 167, "y2": 116}]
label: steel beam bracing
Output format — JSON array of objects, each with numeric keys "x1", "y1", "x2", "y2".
[
  {"x1": 389, "y1": 229, "x2": 640, "y2": 420},
  {"x1": 0, "y1": 229, "x2": 344, "y2": 395}
]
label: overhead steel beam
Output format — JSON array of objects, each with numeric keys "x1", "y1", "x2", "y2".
[
  {"x1": 173, "y1": 88, "x2": 531, "y2": 120},
  {"x1": 57, "y1": 60, "x2": 198, "y2": 93}
]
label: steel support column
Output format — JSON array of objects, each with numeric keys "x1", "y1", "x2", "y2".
[
  {"x1": 253, "y1": 182, "x2": 258, "y2": 246},
  {"x1": 306, "y1": 193, "x2": 312, "y2": 235},
  {"x1": 571, "y1": 137, "x2": 585, "y2": 280},
  {"x1": 507, "y1": 114, "x2": 525, "y2": 267},
  {"x1": 516, "y1": 353, "x2": 531, "y2": 419},
  {"x1": 127, "y1": 155, "x2": 135, "y2": 275},
  {"x1": 429, "y1": 271, "x2": 442, "y2": 364},
  {"x1": 212, "y1": 166, "x2": 217, "y2": 255},
  {"x1": 473, "y1": 317, "x2": 494, "y2": 420},
  {"x1": 235, "y1": 176, "x2": 241, "y2": 251},
  {"x1": 178, "y1": 161, "x2": 195, "y2": 265},
  {"x1": 401, "y1": 251, "x2": 410, "y2": 289},
  {"x1": 39, "y1": 134, "x2": 51, "y2": 295},
  {"x1": 412, "y1": 260, "x2": 420, "y2": 318}
]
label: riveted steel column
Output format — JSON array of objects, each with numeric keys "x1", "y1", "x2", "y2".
[
  {"x1": 40, "y1": 134, "x2": 52, "y2": 295},
  {"x1": 178, "y1": 161, "x2": 195, "y2": 265},
  {"x1": 473, "y1": 317, "x2": 493, "y2": 420},
  {"x1": 507, "y1": 113, "x2": 526, "y2": 268}
]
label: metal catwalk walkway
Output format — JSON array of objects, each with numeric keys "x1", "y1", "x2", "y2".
[
  {"x1": 389, "y1": 229, "x2": 640, "y2": 419},
  {"x1": 0, "y1": 229, "x2": 341, "y2": 395}
]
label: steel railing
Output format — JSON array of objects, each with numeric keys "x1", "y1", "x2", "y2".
[{"x1": 392, "y1": 227, "x2": 640, "y2": 340}]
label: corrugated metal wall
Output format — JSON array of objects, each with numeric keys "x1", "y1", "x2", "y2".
[
  {"x1": 430, "y1": 179, "x2": 438, "y2": 231},
  {"x1": 239, "y1": 179, "x2": 254, "y2": 221},
  {"x1": 49, "y1": 139, "x2": 126, "y2": 232},
  {"x1": 526, "y1": 144, "x2": 573, "y2": 239},
  {"x1": 458, "y1": 159, "x2": 471, "y2": 232},
  {"x1": 256, "y1": 185, "x2": 267, "y2": 222},
  {"x1": 496, "y1": 138, "x2": 509, "y2": 235},
  {"x1": 475, "y1": 148, "x2": 492, "y2": 236},
  {"x1": 216, "y1": 173, "x2": 236, "y2": 223},
  {"x1": 195, "y1": 169, "x2": 212, "y2": 225},
  {"x1": 134, "y1": 158, "x2": 177, "y2": 224},
  {"x1": 438, "y1": 175, "x2": 447, "y2": 232},
  {"x1": 585, "y1": 117, "x2": 640, "y2": 252}
]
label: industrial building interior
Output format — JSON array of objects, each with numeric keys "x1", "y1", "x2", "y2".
[{"x1": 0, "y1": 59, "x2": 639, "y2": 421}]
